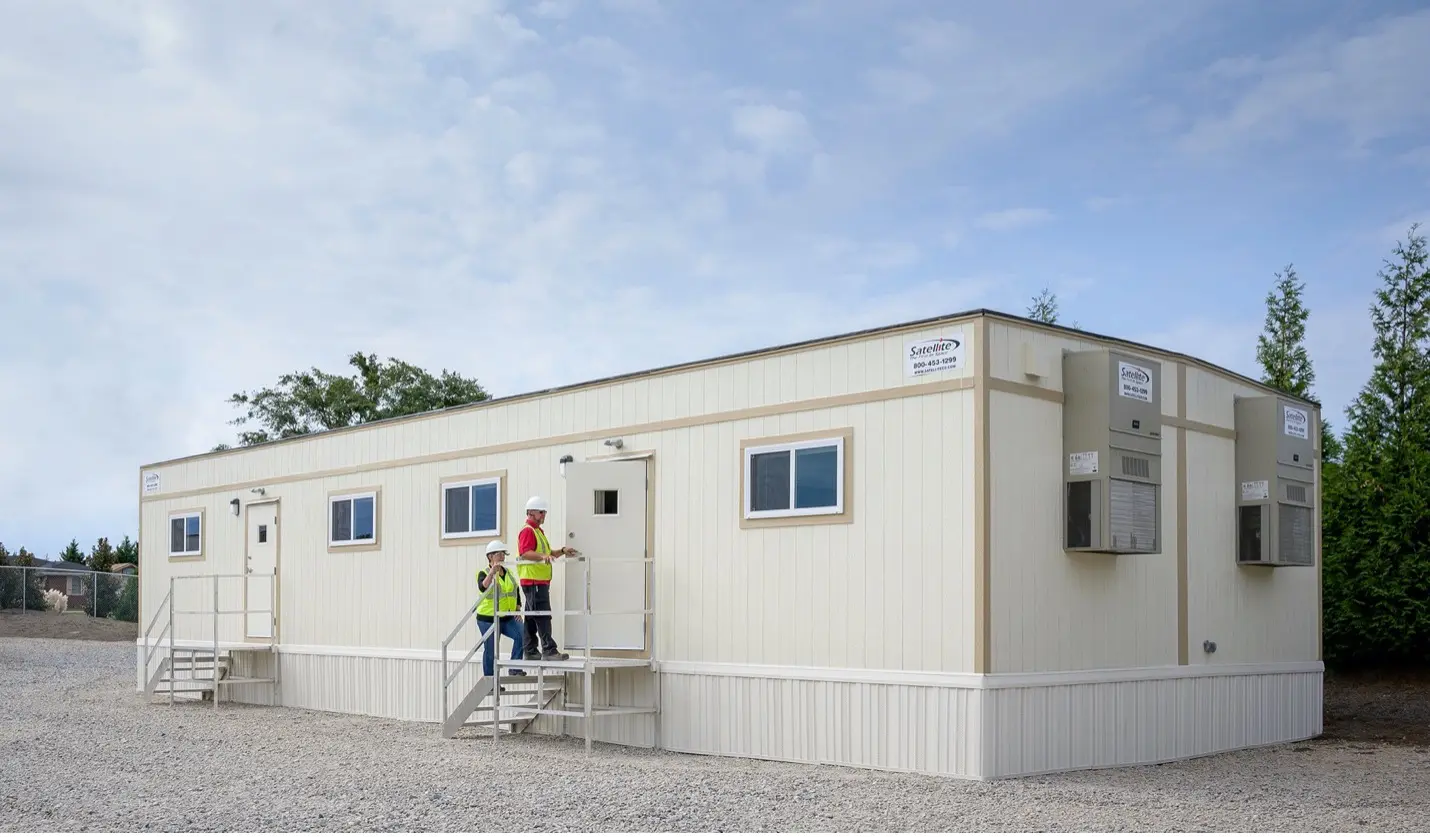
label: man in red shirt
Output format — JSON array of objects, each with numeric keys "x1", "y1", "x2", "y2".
[{"x1": 516, "y1": 495, "x2": 576, "y2": 661}]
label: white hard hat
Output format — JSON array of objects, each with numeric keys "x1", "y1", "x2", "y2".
[
  {"x1": 525, "y1": 496, "x2": 549, "y2": 512},
  {"x1": 485, "y1": 540, "x2": 509, "y2": 555}
]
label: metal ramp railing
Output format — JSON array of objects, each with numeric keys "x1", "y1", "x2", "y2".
[
  {"x1": 140, "y1": 573, "x2": 279, "y2": 708},
  {"x1": 439, "y1": 555, "x2": 657, "y2": 753}
]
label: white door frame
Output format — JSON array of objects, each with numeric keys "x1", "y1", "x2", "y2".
[
  {"x1": 563, "y1": 454, "x2": 654, "y2": 655},
  {"x1": 243, "y1": 499, "x2": 281, "y2": 642}
]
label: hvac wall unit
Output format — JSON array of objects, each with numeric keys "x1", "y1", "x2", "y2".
[
  {"x1": 1234, "y1": 395, "x2": 1316, "y2": 567},
  {"x1": 1062, "y1": 349, "x2": 1163, "y2": 554}
]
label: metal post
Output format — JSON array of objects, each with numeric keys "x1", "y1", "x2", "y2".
[
  {"x1": 92, "y1": 572, "x2": 98, "y2": 618},
  {"x1": 440, "y1": 637, "x2": 448, "y2": 730},
  {"x1": 584, "y1": 662, "x2": 593, "y2": 756},
  {"x1": 492, "y1": 607, "x2": 501, "y2": 743},
  {"x1": 212, "y1": 577, "x2": 219, "y2": 709},
  {"x1": 168, "y1": 578, "x2": 175, "y2": 705},
  {"x1": 20, "y1": 567, "x2": 25, "y2": 613}
]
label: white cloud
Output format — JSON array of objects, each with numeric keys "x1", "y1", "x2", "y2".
[
  {"x1": 730, "y1": 104, "x2": 813, "y2": 156},
  {"x1": 1180, "y1": 8, "x2": 1430, "y2": 154},
  {"x1": 975, "y1": 208, "x2": 1053, "y2": 232}
]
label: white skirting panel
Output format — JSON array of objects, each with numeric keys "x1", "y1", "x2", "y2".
[
  {"x1": 657, "y1": 669, "x2": 985, "y2": 778},
  {"x1": 135, "y1": 644, "x2": 1322, "y2": 780},
  {"x1": 562, "y1": 667, "x2": 659, "y2": 748},
  {"x1": 982, "y1": 665, "x2": 1324, "y2": 779}
]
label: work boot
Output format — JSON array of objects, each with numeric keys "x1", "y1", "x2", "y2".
[{"x1": 542, "y1": 651, "x2": 570, "y2": 661}]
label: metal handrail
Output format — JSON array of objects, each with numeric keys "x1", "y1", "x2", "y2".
[
  {"x1": 142, "y1": 588, "x2": 172, "y2": 670},
  {"x1": 438, "y1": 554, "x2": 658, "y2": 741}
]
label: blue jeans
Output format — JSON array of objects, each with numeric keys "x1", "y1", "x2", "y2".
[{"x1": 478, "y1": 616, "x2": 525, "y2": 677}]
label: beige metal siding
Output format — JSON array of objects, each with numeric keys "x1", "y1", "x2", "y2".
[
  {"x1": 985, "y1": 322, "x2": 1181, "y2": 417},
  {"x1": 983, "y1": 667, "x2": 1322, "y2": 778},
  {"x1": 657, "y1": 672, "x2": 984, "y2": 778},
  {"x1": 142, "y1": 325, "x2": 975, "y2": 499},
  {"x1": 987, "y1": 390, "x2": 1178, "y2": 672},
  {"x1": 139, "y1": 323, "x2": 978, "y2": 675},
  {"x1": 1184, "y1": 431, "x2": 1320, "y2": 663},
  {"x1": 985, "y1": 322, "x2": 1318, "y2": 673}
]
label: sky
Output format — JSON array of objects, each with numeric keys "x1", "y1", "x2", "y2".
[{"x1": 2, "y1": 0, "x2": 1429, "y2": 559}]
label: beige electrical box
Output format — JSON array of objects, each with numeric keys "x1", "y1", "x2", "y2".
[
  {"x1": 1062, "y1": 349, "x2": 1163, "y2": 554},
  {"x1": 1234, "y1": 395, "x2": 1316, "y2": 567}
]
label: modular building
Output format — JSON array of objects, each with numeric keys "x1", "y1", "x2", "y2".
[{"x1": 134, "y1": 309, "x2": 1323, "y2": 780}]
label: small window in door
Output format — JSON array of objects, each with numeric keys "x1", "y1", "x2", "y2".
[
  {"x1": 594, "y1": 490, "x2": 619, "y2": 516},
  {"x1": 258, "y1": 525, "x2": 268, "y2": 544}
]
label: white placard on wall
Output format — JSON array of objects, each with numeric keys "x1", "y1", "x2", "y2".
[
  {"x1": 905, "y1": 332, "x2": 966, "y2": 377},
  {"x1": 1283, "y1": 405, "x2": 1309, "y2": 439},
  {"x1": 1118, "y1": 361, "x2": 1153, "y2": 402}
]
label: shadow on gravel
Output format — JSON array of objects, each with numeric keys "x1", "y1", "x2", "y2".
[{"x1": 1322, "y1": 670, "x2": 1430, "y2": 747}]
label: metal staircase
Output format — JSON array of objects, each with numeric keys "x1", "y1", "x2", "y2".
[
  {"x1": 141, "y1": 573, "x2": 279, "y2": 708},
  {"x1": 439, "y1": 556, "x2": 658, "y2": 752}
]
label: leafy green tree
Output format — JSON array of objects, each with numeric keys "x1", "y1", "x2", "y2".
[
  {"x1": 58, "y1": 539, "x2": 85, "y2": 565},
  {"x1": 112, "y1": 576, "x2": 139, "y2": 623},
  {"x1": 1322, "y1": 224, "x2": 1430, "y2": 668},
  {"x1": 1027, "y1": 288, "x2": 1059, "y2": 324},
  {"x1": 222, "y1": 352, "x2": 491, "y2": 447},
  {"x1": 1253, "y1": 264, "x2": 1342, "y2": 460}
]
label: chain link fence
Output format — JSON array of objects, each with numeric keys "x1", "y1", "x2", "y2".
[{"x1": 0, "y1": 566, "x2": 139, "y2": 622}]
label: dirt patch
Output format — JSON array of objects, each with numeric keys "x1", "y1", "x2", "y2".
[
  {"x1": 1323, "y1": 669, "x2": 1430, "y2": 746},
  {"x1": 0, "y1": 609, "x2": 138, "y2": 642}
]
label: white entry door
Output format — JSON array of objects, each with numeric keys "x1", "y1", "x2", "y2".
[
  {"x1": 562, "y1": 460, "x2": 648, "y2": 651},
  {"x1": 245, "y1": 502, "x2": 279, "y2": 639}
]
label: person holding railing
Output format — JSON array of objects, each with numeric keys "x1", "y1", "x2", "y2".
[
  {"x1": 477, "y1": 540, "x2": 525, "y2": 678},
  {"x1": 516, "y1": 495, "x2": 575, "y2": 661}
]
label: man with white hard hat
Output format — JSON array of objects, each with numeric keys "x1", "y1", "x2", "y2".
[
  {"x1": 476, "y1": 539, "x2": 525, "y2": 678},
  {"x1": 516, "y1": 495, "x2": 576, "y2": 661}
]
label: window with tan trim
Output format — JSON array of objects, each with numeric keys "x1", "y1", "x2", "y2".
[
  {"x1": 442, "y1": 476, "x2": 501, "y2": 539},
  {"x1": 168, "y1": 511, "x2": 203, "y2": 557},
  {"x1": 744, "y1": 435, "x2": 845, "y2": 519},
  {"x1": 330, "y1": 491, "x2": 378, "y2": 547}
]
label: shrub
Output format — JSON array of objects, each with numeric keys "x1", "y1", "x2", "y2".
[{"x1": 43, "y1": 589, "x2": 68, "y2": 613}]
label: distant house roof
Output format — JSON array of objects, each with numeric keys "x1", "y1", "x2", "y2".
[
  {"x1": 112, "y1": 563, "x2": 138, "y2": 573},
  {"x1": 39, "y1": 560, "x2": 91, "y2": 574}
]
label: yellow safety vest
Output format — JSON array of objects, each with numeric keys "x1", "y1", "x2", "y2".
[
  {"x1": 476, "y1": 567, "x2": 519, "y2": 618},
  {"x1": 515, "y1": 523, "x2": 553, "y2": 584}
]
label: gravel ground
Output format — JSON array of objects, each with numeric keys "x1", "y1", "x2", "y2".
[{"x1": 4, "y1": 637, "x2": 1429, "y2": 832}]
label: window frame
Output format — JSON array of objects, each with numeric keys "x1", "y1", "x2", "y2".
[
  {"x1": 67, "y1": 575, "x2": 84, "y2": 596},
  {"x1": 328, "y1": 489, "x2": 380, "y2": 550},
  {"x1": 167, "y1": 509, "x2": 205, "y2": 561},
  {"x1": 440, "y1": 474, "x2": 504, "y2": 541},
  {"x1": 742, "y1": 433, "x2": 848, "y2": 522}
]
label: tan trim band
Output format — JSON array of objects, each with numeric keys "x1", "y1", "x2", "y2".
[
  {"x1": 984, "y1": 378, "x2": 1237, "y2": 441},
  {"x1": 974, "y1": 320, "x2": 990, "y2": 675},
  {"x1": 142, "y1": 375, "x2": 976, "y2": 502},
  {"x1": 1176, "y1": 364, "x2": 1189, "y2": 666}
]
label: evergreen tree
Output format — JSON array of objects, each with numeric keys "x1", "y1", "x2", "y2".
[
  {"x1": 5, "y1": 547, "x2": 48, "y2": 610},
  {"x1": 88, "y1": 537, "x2": 117, "y2": 573},
  {"x1": 1256, "y1": 265, "x2": 1314, "y2": 396},
  {"x1": 115, "y1": 536, "x2": 139, "y2": 567},
  {"x1": 1027, "y1": 288, "x2": 1059, "y2": 324},
  {"x1": 1322, "y1": 224, "x2": 1430, "y2": 667},
  {"x1": 59, "y1": 539, "x2": 85, "y2": 565},
  {"x1": 1253, "y1": 263, "x2": 1341, "y2": 461}
]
